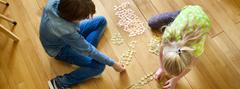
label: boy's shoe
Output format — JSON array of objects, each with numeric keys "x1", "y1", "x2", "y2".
[{"x1": 48, "y1": 76, "x2": 70, "y2": 89}]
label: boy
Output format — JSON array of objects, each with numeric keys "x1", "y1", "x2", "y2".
[{"x1": 39, "y1": 0, "x2": 125, "y2": 89}]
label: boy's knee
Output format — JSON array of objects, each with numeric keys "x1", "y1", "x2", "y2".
[{"x1": 96, "y1": 16, "x2": 107, "y2": 26}]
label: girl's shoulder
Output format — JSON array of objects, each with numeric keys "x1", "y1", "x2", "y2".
[
  {"x1": 163, "y1": 5, "x2": 211, "y2": 39},
  {"x1": 181, "y1": 5, "x2": 212, "y2": 29}
]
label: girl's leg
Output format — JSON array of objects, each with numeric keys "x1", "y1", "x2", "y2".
[
  {"x1": 54, "y1": 45, "x2": 105, "y2": 87},
  {"x1": 148, "y1": 10, "x2": 180, "y2": 32},
  {"x1": 79, "y1": 16, "x2": 107, "y2": 47}
]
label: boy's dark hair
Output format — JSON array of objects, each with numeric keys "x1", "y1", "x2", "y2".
[{"x1": 58, "y1": 0, "x2": 96, "y2": 21}]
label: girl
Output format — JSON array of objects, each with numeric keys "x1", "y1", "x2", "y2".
[{"x1": 148, "y1": 5, "x2": 211, "y2": 89}]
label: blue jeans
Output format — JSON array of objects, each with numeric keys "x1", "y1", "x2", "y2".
[{"x1": 55, "y1": 16, "x2": 107, "y2": 87}]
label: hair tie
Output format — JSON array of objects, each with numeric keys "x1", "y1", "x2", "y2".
[{"x1": 177, "y1": 48, "x2": 182, "y2": 55}]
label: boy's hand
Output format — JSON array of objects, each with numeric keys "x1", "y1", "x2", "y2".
[
  {"x1": 112, "y1": 62, "x2": 125, "y2": 72},
  {"x1": 154, "y1": 67, "x2": 164, "y2": 80},
  {"x1": 163, "y1": 77, "x2": 178, "y2": 89}
]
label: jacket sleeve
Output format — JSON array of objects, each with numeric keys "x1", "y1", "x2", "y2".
[{"x1": 61, "y1": 32, "x2": 115, "y2": 66}]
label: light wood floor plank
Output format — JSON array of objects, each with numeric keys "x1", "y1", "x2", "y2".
[{"x1": 0, "y1": 0, "x2": 240, "y2": 89}]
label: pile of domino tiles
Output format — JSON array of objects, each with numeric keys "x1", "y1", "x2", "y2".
[{"x1": 114, "y1": 1, "x2": 146, "y2": 37}]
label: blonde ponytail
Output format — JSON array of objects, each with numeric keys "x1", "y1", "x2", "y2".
[{"x1": 162, "y1": 46, "x2": 193, "y2": 76}]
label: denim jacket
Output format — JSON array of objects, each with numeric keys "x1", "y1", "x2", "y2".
[{"x1": 39, "y1": 0, "x2": 115, "y2": 66}]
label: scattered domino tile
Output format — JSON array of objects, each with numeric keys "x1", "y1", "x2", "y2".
[
  {"x1": 111, "y1": 32, "x2": 124, "y2": 45},
  {"x1": 148, "y1": 35, "x2": 161, "y2": 55},
  {"x1": 128, "y1": 40, "x2": 137, "y2": 49},
  {"x1": 120, "y1": 41, "x2": 137, "y2": 66},
  {"x1": 113, "y1": 1, "x2": 146, "y2": 37},
  {"x1": 127, "y1": 72, "x2": 155, "y2": 89},
  {"x1": 120, "y1": 49, "x2": 136, "y2": 66}
]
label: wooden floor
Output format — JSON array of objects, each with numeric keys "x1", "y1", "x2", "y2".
[{"x1": 0, "y1": 0, "x2": 240, "y2": 89}]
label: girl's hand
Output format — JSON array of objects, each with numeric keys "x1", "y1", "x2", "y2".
[
  {"x1": 163, "y1": 77, "x2": 179, "y2": 89},
  {"x1": 154, "y1": 67, "x2": 164, "y2": 80},
  {"x1": 112, "y1": 62, "x2": 125, "y2": 72}
]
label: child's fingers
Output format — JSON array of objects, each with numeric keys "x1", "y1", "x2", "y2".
[
  {"x1": 120, "y1": 64, "x2": 126, "y2": 71},
  {"x1": 159, "y1": 75, "x2": 164, "y2": 81},
  {"x1": 120, "y1": 64, "x2": 125, "y2": 69},
  {"x1": 164, "y1": 81, "x2": 169, "y2": 86},
  {"x1": 154, "y1": 74, "x2": 159, "y2": 80},
  {"x1": 163, "y1": 83, "x2": 171, "y2": 89}
]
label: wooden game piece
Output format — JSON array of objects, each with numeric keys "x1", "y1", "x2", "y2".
[
  {"x1": 114, "y1": 1, "x2": 146, "y2": 37},
  {"x1": 111, "y1": 32, "x2": 124, "y2": 45},
  {"x1": 127, "y1": 71, "x2": 156, "y2": 89},
  {"x1": 148, "y1": 35, "x2": 161, "y2": 55}
]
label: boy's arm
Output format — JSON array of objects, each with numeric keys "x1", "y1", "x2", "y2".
[{"x1": 61, "y1": 32, "x2": 115, "y2": 66}]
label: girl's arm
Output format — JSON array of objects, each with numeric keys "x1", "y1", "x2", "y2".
[
  {"x1": 159, "y1": 41, "x2": 164, "y2": 63},
  {"x1": 154, "y1": 41, "x2": 165, "y2": 80},
  {"x1": 159, "y1": 41, "x2": 165, "y2": 68}
]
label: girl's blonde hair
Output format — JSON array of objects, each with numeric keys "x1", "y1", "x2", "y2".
[{"x1": 162, "y1": 23, "x2": 206, "y2": 76}]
